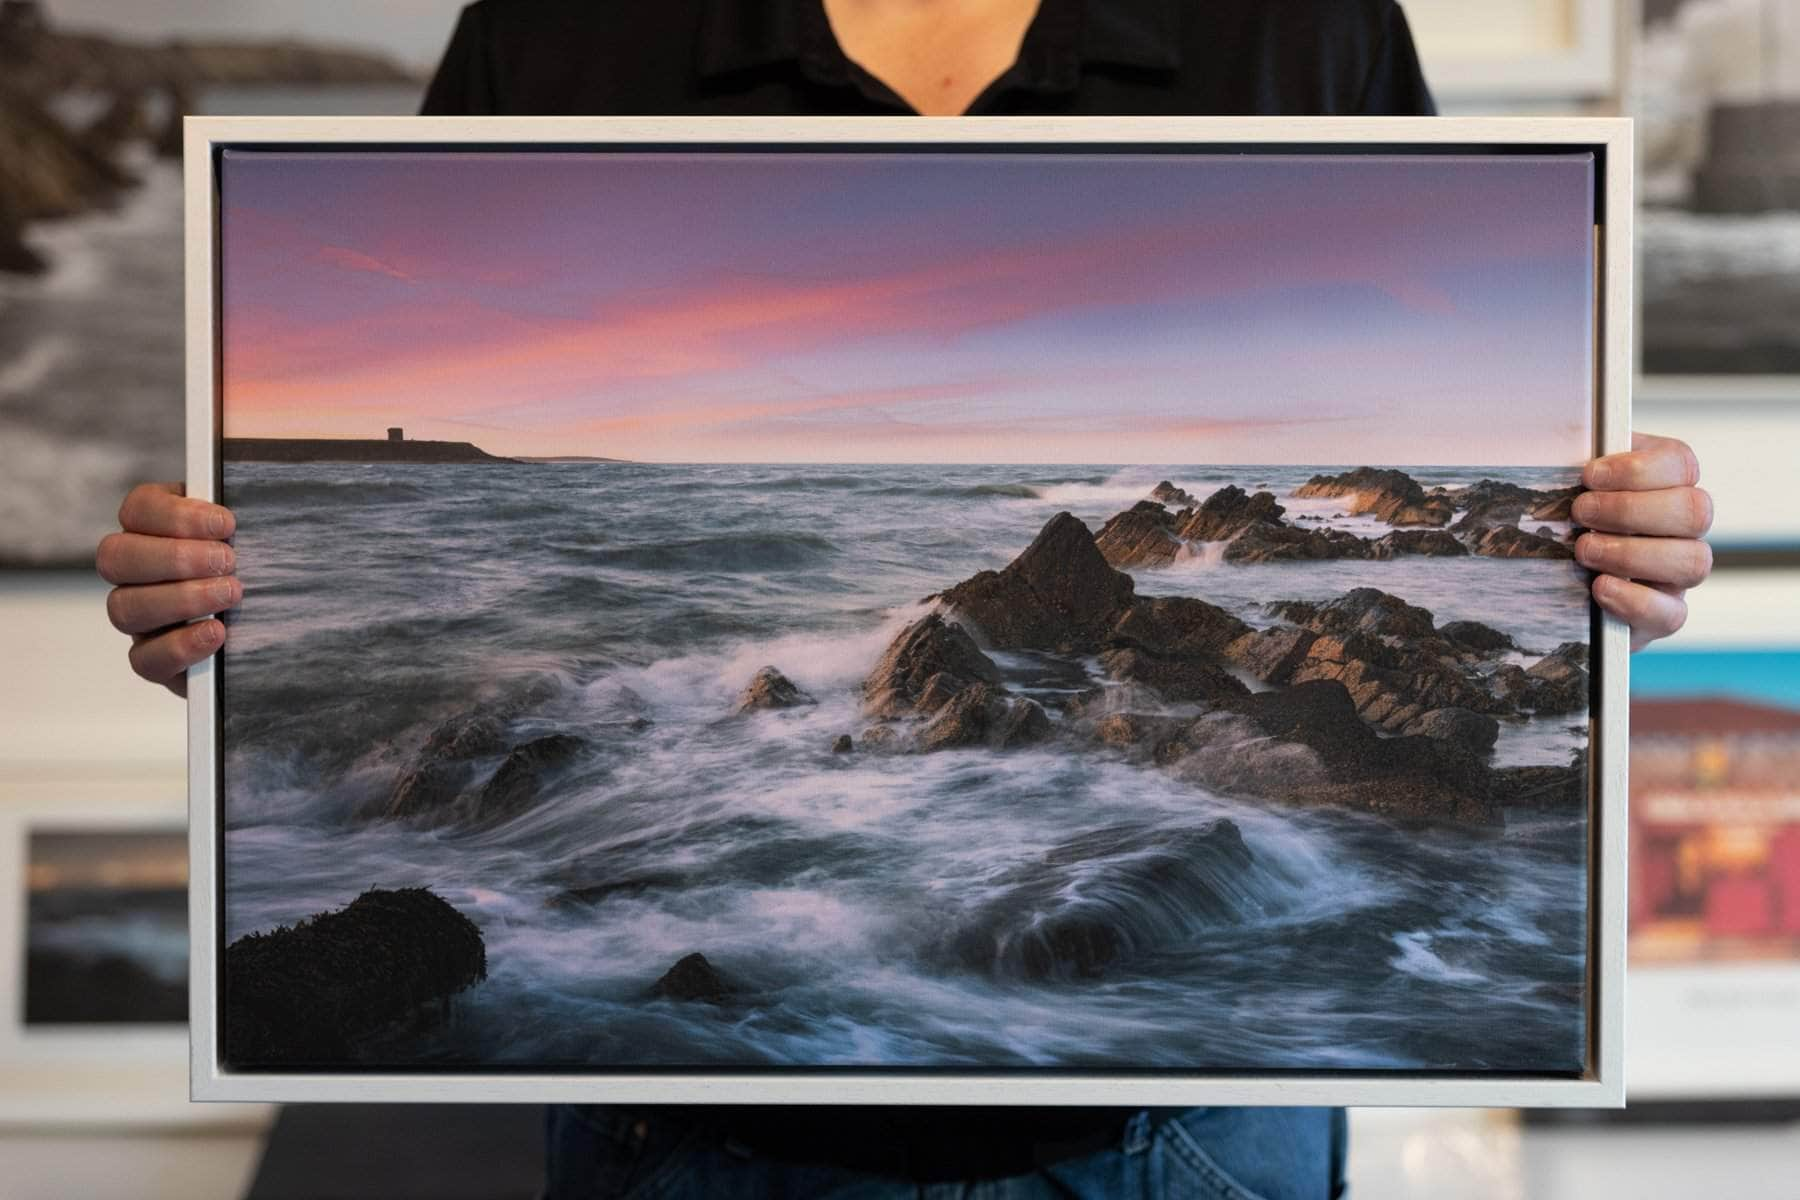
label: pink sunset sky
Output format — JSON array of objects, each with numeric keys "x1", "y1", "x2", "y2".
[{"x1": 219, "y1": 151, "x2": 1595, "y2": 465}]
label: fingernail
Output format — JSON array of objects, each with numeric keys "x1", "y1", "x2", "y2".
[
  {"x1": 212, "y1": 578, "x2": 239, "y2": 607},
  {"x1": 207, "y1": 509, "x2": 227, "y2": 537},
  {"x1": 1571, "y1": 494, "x2": 1597, "y2": 524},
  {"x1": 208, "y1": 546, "x2": 232, "y2": 575},
  {"x1": 1576, "y1": 534, "x2": 1605, "y2": 565},
  {"x1": 1587, "y1": 461, "x2": 1612, "y2": 489},
  {"x1": 196, "y1": 620, "x2": 221, "y2": 647}
]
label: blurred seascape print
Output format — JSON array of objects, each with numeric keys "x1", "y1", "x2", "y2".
[
  {"x1": 217, "y1": 151, "x2": 1598, "y2": 1073},
  {"x1": 25, "y1": 829, "x2": 187, "y2": 1025}
]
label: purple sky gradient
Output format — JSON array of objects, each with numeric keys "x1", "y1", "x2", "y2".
[{"x1": 220, "y1": 150, "x2": 1595, "y2": 464}]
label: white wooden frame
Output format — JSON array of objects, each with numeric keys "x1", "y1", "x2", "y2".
[{"x1": 185, "y1": 115, "x2": 1633, "y2": 1107}]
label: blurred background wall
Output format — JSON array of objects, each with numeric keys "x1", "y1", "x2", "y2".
[{"x1": 0, "y1": 1, "x2": 1795, "y2": 1197}]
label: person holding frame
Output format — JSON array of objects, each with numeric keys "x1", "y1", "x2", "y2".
[{"x1": 96, "y1": 2, "x2": 1715, "y2": 1197}]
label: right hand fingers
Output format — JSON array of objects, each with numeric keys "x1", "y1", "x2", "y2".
[
  {"x1": 129, "y1": 620, "x2": 226, "y2": 694},
  {"x1": 107, "y1": 576, "x2": 242, "y2": 635},
  {"x1": 96, "y1": 532, "x2": 235, "y2": 585},
  {"x1": 117, "y1": 482, "x2": 235, "y2": 540}
]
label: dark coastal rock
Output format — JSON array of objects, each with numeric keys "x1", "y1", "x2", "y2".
[
  {"x1": 1150, "y1": 480, "x2": 1198, "y2": 507},
  {"x1": 1091, "y1": 712, "x2": 1192, "y2": 756},
  {"x1": 1495, "y1": 755, "x2": 1588, "y2": 811},
  {"x1": 1471, "y1": 525, "x2": 1575, "y2": 560},
  {"x1": 1093, "y1": 501, "x2": 1181, "y2": 569},
  {"x1": 1221, "y1": 521, "x2": 1372, "y2": 563},
  {"x1": 1399, "y1": 707, "x2": 1500, "y2": 755},
  {"x1": 940, "y1": 512, "x2": 1135, "y2": 652},
  {"x1": 941, "y1": 820, "x2": 1253, "y2": 980},
  {"x1": 1369, "y1": 530, "x2": 1468, "y2": 559},
  {"x1": 1271, "y1": 587, "x2": 1438, "y2": 641},
  {"x1": 1528, "y1": 488, "x2": 1579, "y2": 521},
  {"x1": 1109, "y1": 596, "x2": 1251, "y2": 659},
  {"x1": 1523, "y1": 644, "x2": 1589, "y2": 714},
  {"x1": 421, "y1": 711, "x2": 509, "y2": 760},
  {"x1": 736, "y1": 665, "x2": 815, "y2": 713},
  {"x1": 1221, "y1": 625, "x2": 1318, "y2": 685},
  {"x1": 474, "y1": 734, "x2": 585, "y2": 823},
  {"x1": 223, "y1": 888, "x2": 486, "y2": 1066},
  {"x1": 1293, "y1": 467, "x2": 1451, "y2": 526},
  {"x1": 1173, "y1": 485, "x2": 1286, "y2": 541},
  {"x1": 1098, "y1": 646, "x2": 1249, "y2": 703},
  {"x1": 1439, "y1": 620, "x2": 1516, "y2": 654},
  {"x1": 377, "y1": 710, "x2": 513, "y2": 822},
  {"x1": 1287, "y1": 631, "x2": 1499, "y2": 730},
  {"x1": 863, "y1": 614, "x2": 1002, "y2": 719},
  {"x1": 651, "y1": 953, "x2": 734, "y2": 1003},
  {"x1": 916, "y1": 684, "x2": 1050, "y2": 752},
  {"x1": 1451, "y1": 501, "x2": 1527, "y2": 534},
  {"x1": 831, "y1": 734, "x2": 854, "y2": 754},
  {"x1": 1185, "y1": 681, "x2": 1498, "y2": 824}
]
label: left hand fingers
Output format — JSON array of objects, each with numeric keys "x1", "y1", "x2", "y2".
[
  {"x1": 1593, "y1": 576, "x2": 1687, "y2": 651},
  {"x1": 1583, "y1": 433, "x2": 1702, "y2": 491},
  {"x1": 1571, "y1": 485, "x2": 1713, "y2": 538},
  {"x1": 1575, "y1": 533, "x2": 1713, "y2": 588}
]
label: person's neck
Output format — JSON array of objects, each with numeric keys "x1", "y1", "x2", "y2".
[{"x1": 820, "y1": 0, "x2": 1044, "y2": 116}]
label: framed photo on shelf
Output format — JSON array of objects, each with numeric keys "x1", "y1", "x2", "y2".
[
  {"x1": 0, "y1": 775, "x2": 265, "y2": 1127},
  {"x1": 186, "y1": 115, "x2": 1632, "y2": 1106},
  {"x1": 1629, "y1": 570, "x2": 1800, "y2": 1099},
  {"x1": 1633, "y1": 0, "x2": 1800, "y2": 403}
]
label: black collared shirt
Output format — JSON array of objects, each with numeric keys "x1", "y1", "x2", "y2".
[
  {"x1": 418, "y1": 0, "x2": 1430, "y2": 1183},
  {"x1": 422, "y1": 0, "x2": 1435, "y2": 118}
]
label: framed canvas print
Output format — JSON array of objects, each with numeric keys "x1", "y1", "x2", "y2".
[
  {"x1": 1633, "y1": 0, "x2": 1800, "y2": 402},
  {"x1": 1628, "y1": 569, "x2": 1800, "y2": 1099},
  {"x1": 0, "y1": 774, "x2": 265, "y2": 1126},
  {"x1": 186, "y1": 116, "x2": 1632, "y2": 1106}
]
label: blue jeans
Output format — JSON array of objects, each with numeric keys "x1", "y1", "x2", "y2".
[{"x1": 544, "y1": 1106, "x2": 1347, "y2": 1199}]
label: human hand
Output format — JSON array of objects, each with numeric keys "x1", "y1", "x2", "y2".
[
  {"x1": 1572, "y1": 433, "x2": 1713, "y2": 652},
  {"x1": 96, "y1": 483, "x2": 239, "y2": 696}
]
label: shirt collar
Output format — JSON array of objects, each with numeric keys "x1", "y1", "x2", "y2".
[{"x1": 696, "y1": 0, "x2": 1181, "y2": 88}]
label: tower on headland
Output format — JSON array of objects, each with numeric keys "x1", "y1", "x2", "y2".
[{"x1": 387, "y1": 427, "x2": 404, "y2": 442}]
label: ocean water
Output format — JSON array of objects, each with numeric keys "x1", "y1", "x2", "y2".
[{"x1": 221, "y1": 462, "x2": 1590, "y2": 1071}]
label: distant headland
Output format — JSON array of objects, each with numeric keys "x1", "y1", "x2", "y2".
[{"x1": 224, "y1": 429, "x2": 518, "y2": 465}]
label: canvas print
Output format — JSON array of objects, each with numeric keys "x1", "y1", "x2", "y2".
[
  {"x1": 1638, "y1": 0, "x2": 1800, "y2": 375},
  {"x1": 1632, "y1": 647, "x2": 1800, "y2": 962},
  {"x1": 23, "y1": 828, "x2": 187, "y2": 1025},
  {"x1": 215, "y1": 149, "x2": 1597, "y2": 1073},
  {"x1": 0, "y1": 0, "x2": 459, "y2": 568}
]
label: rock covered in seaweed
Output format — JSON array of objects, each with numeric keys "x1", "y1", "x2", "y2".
[{"x1": 223, "y1": 888, "x2": 486, "y2": 1066}]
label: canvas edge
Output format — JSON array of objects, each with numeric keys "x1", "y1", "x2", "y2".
[{"x1": 185, "y1": 114, "x2": 1632, "y2": 1108}]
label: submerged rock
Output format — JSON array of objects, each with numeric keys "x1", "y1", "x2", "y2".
[
  {"x1": 223, "y1": 888, "x2": 486, "y2": 1066},
  {"x1": 831, "y1": 734, "x2": 854, "y2": 753},
  {"x1": 651, "y1": 953, "x2": 734, "y2": 1003},
  {"x1": 474, "y1": 734, "x2": 586, "y2": 823},
  {"x1": 736, "y1": 665, "x2": 816, "y2": 713},
  {"x1": 940, "y1": 820, "x2": 1253, "y2": 980},
  {"x1": 939, "y1": 512, "x2": 1135, "y2": 652}
]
